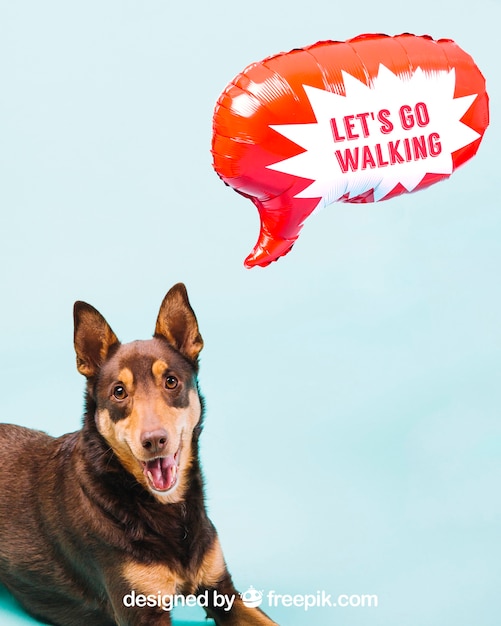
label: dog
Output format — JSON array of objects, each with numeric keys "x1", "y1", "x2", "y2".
[{"x1": 0, "y1": 284, "x2": 278, "y2": 626}]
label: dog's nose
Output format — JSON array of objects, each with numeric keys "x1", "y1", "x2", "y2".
[{"x1": 141, "y1": 429, "x2": 168, "y2": 454}]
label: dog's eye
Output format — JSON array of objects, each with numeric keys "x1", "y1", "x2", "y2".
[
  {"x1": 165, "y1": 376, "x2": 178, "y2": 390},
  {"x1": 113, "y1": 385, "x2": 128, "y2": 400}
]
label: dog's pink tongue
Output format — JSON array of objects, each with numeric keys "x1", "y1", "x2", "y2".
[{"x1": 145, "y1": 455, "x2": 177, "y2": 491}]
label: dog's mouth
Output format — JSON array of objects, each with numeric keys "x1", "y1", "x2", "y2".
[{"x1": 141, "y1": 448, "x2": 181, "y2": 493}]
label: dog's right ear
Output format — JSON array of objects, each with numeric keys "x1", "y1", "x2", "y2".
[
  {"x1": 73, "y1": 302, "x2": 119, "y2": 378},
  {"x1": 154, "y1": 283, "x2": 203, "y2": 364}
]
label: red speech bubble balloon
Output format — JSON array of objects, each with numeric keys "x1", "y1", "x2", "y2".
[{"x1": 211, "y1": 34, "x2": 489, "y2": 268}]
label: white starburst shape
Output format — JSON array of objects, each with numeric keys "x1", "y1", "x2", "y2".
[{"x1": 267, "y1": 65, "x2": 480, "y2": 204}]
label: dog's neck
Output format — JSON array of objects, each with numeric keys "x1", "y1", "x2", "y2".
[{"x1": 75, "y1": 397, "x2": 211, "y2": 564}]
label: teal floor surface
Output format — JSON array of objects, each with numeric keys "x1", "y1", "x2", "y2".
[{"x1": 1, "y1": 585, "x2": 215, "y2": 625}]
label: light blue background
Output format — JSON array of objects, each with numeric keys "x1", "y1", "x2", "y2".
[{"x1": 0, "y1": 1, "x2": 499, "y2": 624}]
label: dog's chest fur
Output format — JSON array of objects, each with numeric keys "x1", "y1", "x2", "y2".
[{"x1": 0, "y1": 421, "x2": 214, "y2": 608}]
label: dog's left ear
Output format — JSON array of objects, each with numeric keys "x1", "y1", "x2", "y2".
[
  {"x1": 74, "y1": 302, "x2": 120, "y2": 378},
  {"x1": 155, "y1": 283, "x2": 204, "y2": 363}
]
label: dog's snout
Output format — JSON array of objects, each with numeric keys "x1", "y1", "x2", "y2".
[{"x1": 141, "y1": 429, "x2": 168, "y2": 454}]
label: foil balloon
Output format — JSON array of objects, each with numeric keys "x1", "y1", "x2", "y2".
[{"x1": 211, "y1": 33, "x2": 489, "y2": 268}]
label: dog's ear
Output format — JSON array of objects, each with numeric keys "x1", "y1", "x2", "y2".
[
  {"x1": 154, "y1": 283, "x2": 204, "y2": 363},
  {"x1": 73, "y1": 302, "x2": 120, "y2": 378}
]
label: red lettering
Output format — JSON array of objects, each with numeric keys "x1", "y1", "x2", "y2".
[
  {"x1": 361, "y1": 146, "x2": 376, "y2": 170},
  {"x1": 375, "y1": 144, "x2": 389, "y2": 167},
  {"x1": 412, "y1": 135, "x2": 427, "y2": 160},
  {"x1": 403, "y1": 138, "x2": 412, "y2": 160},
  {"x1": 333, "y1": 131, "x2": 442, "y2": 175},
  {"x1": 344, "y1": 115, "x2": 358, "y2": 140},
  {"x1": 355, "y1": 112, "x2": 371, "y2": 138},
  {"x1": 415, "y1": 102, "x2": 430, "y2": 127},
  {"x1": 388, "y1": 141, "x2": 404, "y2": 164},
  {"x1": 377, "y1": 109, "x2": 393, "y2": 134},
  {"x1": 428, "y1": 132, "x2": 442, "y2": 156},
  {"x1": 330, "y1": 118, "x2": 346, "y2": 142},
  {"x1": 399, "y1": 105, "x2": 414, "y2": 130},
  {"x1": 335, "y1": 147, "x2": 359, "y2": 173}
]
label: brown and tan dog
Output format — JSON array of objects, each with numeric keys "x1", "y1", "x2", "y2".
[{"x1": 0, "y1": 284, "x2": 278, "y2": 626}]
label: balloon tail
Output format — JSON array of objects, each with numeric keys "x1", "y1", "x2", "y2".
[
  {"x1": 244, "y1": 196, "x2": 320, "y2": 268},
  {"x1": 244, "y1": 228, "x2": 297, "y2": 268}
]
